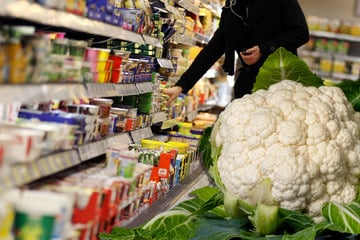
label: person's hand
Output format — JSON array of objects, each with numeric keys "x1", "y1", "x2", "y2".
[
  {"x1": 240, "y1": 45, "x2": 261, "y2": 65},
  {"x1": 162, "y1": 86, "x2": 183, "y2": 106}
]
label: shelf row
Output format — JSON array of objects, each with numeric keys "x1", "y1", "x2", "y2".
[
  {"x1": 310, "y1": 30, "x2": 360, "y2": 43},
  {"x1": 0, "y1": 0, "x2": 162, "y2": 47},
  {"x1": 0, "y1": 82, "x2": 155, "y2": 104},
  {"x1": 0, "y1": 125, "x2": 162, "y2": 190},
  {"x1": 0, "y1": 0, "x2": 211, "y2": 47}
]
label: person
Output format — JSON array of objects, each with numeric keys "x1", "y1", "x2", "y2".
[{"x1": 163, "y1": 0, "x2": 309, "y2": 105}]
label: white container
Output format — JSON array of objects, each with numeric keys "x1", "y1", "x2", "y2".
[
  {"x1": 15, "y1": 190, "x2": 73, "y2": 240},
  {"x1": 0, "y1": 127, "x2": 45, "y2": 163}
]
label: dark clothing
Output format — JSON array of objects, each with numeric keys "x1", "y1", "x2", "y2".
[{"x1": 175, "y1": 0, "x2": 309, "y2": 99}]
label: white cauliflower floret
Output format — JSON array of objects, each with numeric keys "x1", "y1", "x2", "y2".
[{"x1": 215, "y1": 80, "x2": 360, "y2": 218}]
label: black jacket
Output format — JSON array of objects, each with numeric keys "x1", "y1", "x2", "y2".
[{"x1": 175, "y1": 0, "x2": 309, "y2": 97}]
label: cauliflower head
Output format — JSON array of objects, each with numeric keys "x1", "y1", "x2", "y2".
[{"x1": 214, "y1": 80, "x2": 360, "y2": 217}]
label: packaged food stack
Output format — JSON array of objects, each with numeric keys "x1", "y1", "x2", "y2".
[
  {"x1": 50, "y1": 37, "x2": 89, "y2": 82},
  {"x1": 86, "y1": 0, "x2": 151, "y2": 34},
  {"x1": 89, "y1": 98, "x2": 114, "y2": 138},
  {"x1": 83, "y1": 47, "x2": 112, "y2": 83}
]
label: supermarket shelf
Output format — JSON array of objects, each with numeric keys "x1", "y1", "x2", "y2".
[
  {"x1": 142, "y1": 35, "x2": 163, "y2": 48},
  {"x1": 0, "y1": 82, "x2": 155, "y2": 103},
  {"x1": 0, "y1": 133, "x2": 135, "y2": 189},
  {"x1": 0, "y1": 83, "x2": 87, "y2": 104},
  {"x1": 332, "y1": 72, "x2": 359, "y2": 81},
  {"x1": 0, "y1": 149, "x2": 80, "y2": 189},
  {"x1": 298, "y1": 49, "x2": 333, "y2": 59},
  {"x1": 299, "y1": 49, "x2": 360, "y2": 63},
  {"x1": 334, "y1": 54, "x2": 360, "y2": 63},
  {"x1": 175, "y1": 0, "x2": 199, "y2": 15},
  {"x1": 310, "y1": 30, "x2": 360, "y2": 43},
  {"x1": 85, "y1": 83, "x2": 119, "y2": 98},
  {"x1": 136, "y1": 82, "x2": 154, "y2": 94},
  {"x1": 114, "y1": 83, "x2": 140, "y2": 96},
  {"x1": 0, "y1": 0, "x2": 145, "y2": 45},
  {"x1": 78, "y1": 133, "x2": 133, "y2": 162},
  {"x1": 126, "y1": 165, "x2": 210, "y2": 227}
]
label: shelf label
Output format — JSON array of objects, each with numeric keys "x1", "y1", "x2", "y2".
[
  {"x1": 142, "y1": 35, "x2": 163, "y2": 48},
  {"x1": 86, "y1": 83, "x2": 118, "y2": 98},
  {"x1": 186, "y1": 110, "x2": 198, "y2": 122},
  {"x1": 136, "y1": 82, "x2": 154, "y2": 94},
  {"x1": 156, "y1": 58, "x2": 173, "y2": 69},
  {"x1": 115, "y1": 84, "x2": 139, "y2": 96},
  {"x1": 78, "y1": 140, "x2": 107, "y2": 161},
  {"x1": 131, "y1": 127, "x2": 153, "y2": 143},
  {"x1": 161, "y1": 118, "x2": 179, "y2": 129},
  {"x1": 152, "y1": 111, "x2": 167, "y2": 124},
  {"x1": 107, "y1": 133, "x2": 133, "y2": 146}
]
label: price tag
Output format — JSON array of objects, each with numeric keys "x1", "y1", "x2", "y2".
[
  {"x1": 78, "y1": 144, "x2": 91, "y2": 161},
  {"x1": 186, "y1": 110, "x2": 198, "y2": 122},
  {"x1": 131, "y1": 127, "x2": 153, "y2": 143},
  {"x1": 78, "y1": 140, "x2": 107, "y2": 161},
  {"x1": 53, "y1": 154, "x2": 64, "y2": 172},
  {"x1": 142, "y1": 35, "x2": 163, "y2": 48},
  {"x1": 30, "y1": 162, "x2": 42, "y2": 180},
  {"x1": 47, "y1": 155, "x2": 58, "y2": 175},
  {"x1": 0, "y1": 174, "x2": 13, "y2": 189},
  {"x1": 11, "y1": 165, "x2": 27, "y2": 186},
  {"x1": 107, "y1": 133, "x2": 133, "y2": 146},
  {"x1": 152, "y1": 111, "x2": 167, "y2": 124},
  {"x1": 161, "y1": 118, "x2": 179, "y2": 129},
  {"x1": 156, "y1": 58, "x2": 173, "y2": 69},
  {"x1": 136, "y1": 82, "x2": 153, "y2": 94}
]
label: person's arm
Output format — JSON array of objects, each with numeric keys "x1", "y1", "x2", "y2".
[
  {"x1": 258, "y1": 0, "x2": 309, "y2": 57},
  {"x1": 174, "y1": 27, "x2": 226, "y2": 94}
]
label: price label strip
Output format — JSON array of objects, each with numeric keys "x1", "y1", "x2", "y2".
[
  {"x1": 161, "y1": 118, "x2": 179, "y2": 130},
  {"x1": 78, "y1": 140, "x2": 107, "y2": 161},
  {"x1": 115, "y1": 84, "x2": 139, "y2": 96},
  {"x1": 131, "y1": 127, "x2": 153, "y2": 143},
  {"x1": 186, "y1": 110, "x2": 198, "y2": 122},
  {"x1": 136, "y1": 82, "x2": 154, "y2": 94},
  {"x1": 107, "y1": 133, "x2": 133, "y2": 146},
  {"x1": 11, "y1": 164, "x2": 30, "y2": 186},
  {"x1": 152, "y1": 111, "x2": 167, "y2": 124}
]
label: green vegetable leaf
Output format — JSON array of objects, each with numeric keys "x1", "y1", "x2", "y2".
[
  {"x1": 322, "y1": 201, "x2": 360, "y2": 234},
  {"x1": 281, "y1": 226, "x2": 317, "y2": 240},
  {"x1": 249, "y1": 203, "x2": 280, "y2": 235},
  {"x1": 198, "y1": 126, "x2": 214, "y2": 169},
  {"x1": 278, "y1": 208, "x2": 315, "y2": 233},
  {"x1": 253, "y1": 47, "x2": 323, "y2": 92},
  {"x1": 99, "y1": 227, "x2": 137, "y2": 240},
  {"x1": 190, "y1": 217, "x2": 250, "y2": 240},
  {"x1": 335, "y1": 79, "x2": 360, "y2": 111},
  {"x1": 142, "y1": 210, "x2": 199, "y2": 240}
]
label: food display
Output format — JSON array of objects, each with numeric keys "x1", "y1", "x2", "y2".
[{"x1": 100, "y1": 48, "x2": 360, "y2": 239}]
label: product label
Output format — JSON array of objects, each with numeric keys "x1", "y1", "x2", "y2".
[{"x1": 14, "y1": 212, "x2": 55, "y2": 240}]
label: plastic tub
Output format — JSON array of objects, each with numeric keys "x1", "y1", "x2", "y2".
[
  {"x1": 109, "y1": 55, "x2": 123, "y2": 69},
  {"x1": 111, "y1": 69, "x2": 122, "y2": 83},
  {"x1": 90, "y1": 98, "x2": 114, "y2": 118},
  {"x1": 85, "y1": 48, "x2": 111, "y2": 61},
  {"x1": 69, "y1": 39, "x2": 88, "y2": 59}
]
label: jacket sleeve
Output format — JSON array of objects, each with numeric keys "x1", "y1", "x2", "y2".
[
  {"x1": 259, "y1": 0, "x2": 309, "y2": 57},
  {"x1": 175, "y1": 26, "x2": 226, "y2": 94}
]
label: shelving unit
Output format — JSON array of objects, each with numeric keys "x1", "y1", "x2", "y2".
[
  {"x1": 299, "y1": 30, "x2": 360, "y2": 82},
  {"x1": 0, "y1": 0, "x2": 220, "y2": 236}
]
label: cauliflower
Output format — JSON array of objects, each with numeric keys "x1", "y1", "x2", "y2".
[{"x1": 213, "y1": 80, "x2": 360, "y2": 218}]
